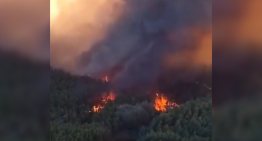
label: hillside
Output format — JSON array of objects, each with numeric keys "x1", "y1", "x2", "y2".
[
  {"x1": 50, "y1": 69, "x2": 212, "y2": 141},
  {"x1": 0, "y1": 51, "x2": 211, "y2": 141}
]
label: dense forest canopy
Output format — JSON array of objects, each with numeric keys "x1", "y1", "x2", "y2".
[
  {"x1": 50, "y1": 67, "x2": 212, "y2": 141},
  {"x1": 0, "y1": 51, "x2": 261, "y2": 141}
]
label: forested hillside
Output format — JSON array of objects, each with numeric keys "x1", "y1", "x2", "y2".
[
  {"x1": 0, "y1": 51, "x2": 211, "y2": 141},
  {"x1": 50, "y1": 69, "x2": 212, "y2": 141}
]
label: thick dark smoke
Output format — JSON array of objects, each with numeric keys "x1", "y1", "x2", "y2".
[{"x1": 50, "y1": 0, "x2": 212, "y2": 90}]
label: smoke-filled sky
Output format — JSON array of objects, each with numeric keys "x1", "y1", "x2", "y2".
[
  {"x1": 213, "y1": 0, "x2": 262, "y2": 46},
  {"x1": 213, "y1": 0, "x2": 262, "y2": 72},
  {"x1": 0, "y1": 0, "x2": 261, "y2": 89},
  {"x1": 0, "y1": 0, "x2": 49, "y2": 61},
  {"x1": 50, "y1": 0, "x2": 212, "y2": 89}
]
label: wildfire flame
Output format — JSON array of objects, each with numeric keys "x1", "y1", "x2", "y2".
[
  {"x1": 102, "y1": 76, "x2": 109, "y2": 82},
  {"x1": 154, "y1": 93, "x2": 179, "y2": 112},
  {"x1": 92, "y1": 92, "x2": 115, "y2": 112}
]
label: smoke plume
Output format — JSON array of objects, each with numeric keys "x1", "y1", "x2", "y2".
[
  {"x1": 213, "y1": 0, "x2": 262, "y2": 48},
  {"x1": 0, "y1": 0, "x2": 49, "y2": 61},
  {"x1": 50, "y1": 0, "x2": 212, "y2": 89},
  {"x1": 213, "y1": 0, "x2": 262, "y2": 72},
  {"x1": 213, "y1": 0, "x2": 262, "y2": 105},
  {"x1": 1, "y1": 0, "x2": 261, "y2": 92}
]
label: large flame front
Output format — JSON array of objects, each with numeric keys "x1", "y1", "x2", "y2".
[
  {"x1": 154, "y1": 93, "x2": 179, "y2": 112},
  {"x1": 92, "y1": 92, "x2": 115, "y2": 112}
]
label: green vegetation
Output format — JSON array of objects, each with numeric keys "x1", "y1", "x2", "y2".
[
  {"x1": 50, "y1": 69, "x2": 212, "y2": 141},
  {"x1": 213, "y1": 99, "x2": 262, "y2": 141}
]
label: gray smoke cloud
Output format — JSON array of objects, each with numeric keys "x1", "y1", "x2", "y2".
[{"x1": 50, "y1": 0, "x2": 212, "y2": 89}]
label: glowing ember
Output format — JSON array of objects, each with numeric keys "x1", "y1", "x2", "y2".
[
  {"x1": 92, "y1": 92, "x2": 115, "y2": 112},
  {"x1": 154, "y1": 93, "x2": 179, "y2": 112},
  {"x1": 102, "y1": 76, "x2": 109, "y2": 82}
]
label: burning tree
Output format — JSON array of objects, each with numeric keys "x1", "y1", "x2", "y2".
[
  {"x1": 154, "y1": 93, "x2": 179, "y2": 112},
  {"x1": 92, "y1": 92, "x2": 115, "y2": 113}
]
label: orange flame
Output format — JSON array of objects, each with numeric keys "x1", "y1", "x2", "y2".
[
  {"x1": 92, "y1": 92, "x2": 115, "y2": 112},
  {"x1": 154, "y1": 93, "x2": 179, "y2": 112}
]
